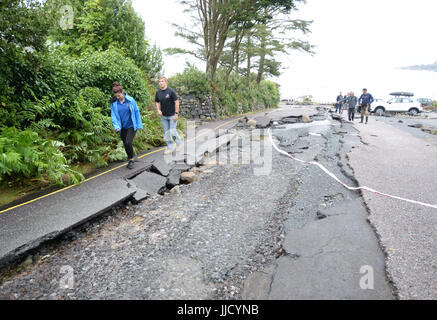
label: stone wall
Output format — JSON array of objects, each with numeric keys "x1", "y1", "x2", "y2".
[
  {"x1": 179, "y1": 94, "x2": 269, "y2": 120},
  {"x1": 179, "y1": 95, "x2": 217, "y2": 120}
]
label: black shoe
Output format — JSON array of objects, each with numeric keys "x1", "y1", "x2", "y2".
[{"x1": 127, "y1": 160, "x2": 135, "y2": 169}]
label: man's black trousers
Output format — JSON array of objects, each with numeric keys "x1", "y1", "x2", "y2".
[{"x1": 120, "y1": 127, "x2": 136, "y2": 159}]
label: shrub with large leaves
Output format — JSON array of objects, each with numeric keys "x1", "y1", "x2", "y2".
[
  {"x1": 0, "y1": 127, "x2": 84, "y2": 185},
  {"x1": 75, "y1": 49, "x2": 151, "y2": 108}
]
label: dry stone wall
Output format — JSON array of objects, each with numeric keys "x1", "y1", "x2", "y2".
[{"x1": 178, "y1": 94, "x2": 268, "y2": 120}]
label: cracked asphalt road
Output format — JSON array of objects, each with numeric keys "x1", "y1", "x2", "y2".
[
  {"x1": 0, "y1": 106, "x2": 396, "y2": 300},
  {"x1": 349, "y1": 115, "x2": 437, "y2": 299}
]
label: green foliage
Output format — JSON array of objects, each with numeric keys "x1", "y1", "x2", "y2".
[
  {"x1": 75, "y1": 49, "x2": 151, "y2": 108},
  {"x1": 170, "y1": 65, "x2": 280, "y2": 116},
  {"x1": 136, "y1": 111, "x2": 166, "y2": 147},
  {"x1": 0, "y1": 127, "x2": 84, "y2": 185},
  {"x1": 219, "y1": 91, "x2": 239, "y2": 115},
  {"x1": 0, "y1": 0, "x2": 57, "y2": 108},
  {"x1": 168, "y1": 64, "x2": 211, "y2": 98},
  {"x1": 46, "y1": 0, "x2": 163, "y2": 79},
  {"x1": 259, "y1": 80, "x2": 281, "y2": 108}
]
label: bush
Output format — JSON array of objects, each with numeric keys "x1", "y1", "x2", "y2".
[
  {"x1": 168, "y1": 63, "x2": 211, "y2": 98},
  {"x1": 169, "y1": 66, "x2": 280, "y2": 117},
  {"x1": 259, "y1": 80, "x2": 280, "y2": 108},
  {"x1": 219, "y1": 90, "x2": 239, "y2": 115},
  {"x1": 75, "y1": 49, "x2": 151, "y2": 108},
  {"x1": 0, "y1": 127, "x2": 84, "y2": 185}
]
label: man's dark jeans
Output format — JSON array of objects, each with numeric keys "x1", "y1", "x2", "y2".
[{"x1": 348, "y1": 108, "x2": 355, "y2": 121}]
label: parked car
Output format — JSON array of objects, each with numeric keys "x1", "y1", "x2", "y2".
[
  {"x1": 281, "y1": 99, "x2": 294, "y2": 105},
  {"x1": 416, "y1": 98, "x2": 433, "y2": 107},
  {"x1": 372, "y1": 95, "x2": 423, "y2": 116}
]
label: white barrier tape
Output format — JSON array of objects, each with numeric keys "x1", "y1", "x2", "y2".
[{"x1": 268, "y1": 129, "x2": 437, "y2": 210}]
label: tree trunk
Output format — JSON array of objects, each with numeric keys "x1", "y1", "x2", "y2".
[
  {"x1": 235, "y1": 45, "x2": 240, "y2": 75},
  {"x1": 256, "y1": 9, "x2": 268, "y2": 84},
  {"x1": 246, "y1": 35, "x2": 251, "y2": 86},
  {"x1": 225, "y1": 31, "x2": 243, "y2": 88},
  {"x1": 256, "y1": 41, "x2": 266, "y2": 84}
]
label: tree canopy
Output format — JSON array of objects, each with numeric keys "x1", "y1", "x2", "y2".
[
  {"x1": 46, "y1": 0, "x2": 162, "y2": 79},
  {"x1": 167, "y1": 0, "x2": 313, "y2": 83}
]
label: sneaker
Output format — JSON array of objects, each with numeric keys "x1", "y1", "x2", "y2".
[{"x1": 127, "y1": 160, "x2": 135, "y2": 169}]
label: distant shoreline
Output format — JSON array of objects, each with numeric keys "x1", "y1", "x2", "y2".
[{"x1": 402, "y1": 61, "x2": 437, "y2": 72}]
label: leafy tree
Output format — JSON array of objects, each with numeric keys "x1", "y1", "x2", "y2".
[
  {"x1": 46, "y1": 0, "x2": 162, "y2": 78},
  {"x1": 75, "y1": 48, "x2": 151, "y2": 108},
  {"x1": 0, "y1": 0, "x2": 54, "y2": 103},
  {"x1": 253, "y1": 7, "x2": 313, "y2": 84},
  {"x1": 168, "y1": 0, "x2": 310, "y2": 83}
]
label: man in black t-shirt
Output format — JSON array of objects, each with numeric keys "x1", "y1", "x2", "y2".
[{"x1": 155, "y1": 76, "x2": 182, "y2": 154}]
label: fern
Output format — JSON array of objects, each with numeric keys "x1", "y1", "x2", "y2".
[{"x1": 0, "y1": 127, "x2": 84, "y2": 185}]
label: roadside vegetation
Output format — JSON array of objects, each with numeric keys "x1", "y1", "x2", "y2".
[
  {"x1": 168, "y1": 64, "x2": 281, "y2": 115},
  {"x1": 0, "y1": 0, "x2": 167, "y2": 203}
]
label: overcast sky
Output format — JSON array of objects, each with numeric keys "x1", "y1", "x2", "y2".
[{"x1": 132, "y1": 0, "x2": 437, "y2": 101}]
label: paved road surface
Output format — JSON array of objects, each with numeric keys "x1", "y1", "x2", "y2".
[{"x1": 348, "y1": 115, "x2": 437, "y2": 299}]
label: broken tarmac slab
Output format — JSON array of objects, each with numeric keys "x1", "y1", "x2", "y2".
[
  {"x1": 253, "y1": 116, "x2": 273, "y2": 129},
  {"x1": 130, "y1": 171, "x2": 168, "y2": 196},
  {"x1": 241, "y1": 265, "x2": 276, "y2": 300},
  {"x1": 331, "y1": 114, "x2": 342, "y2": 121},
  {"x1": 123, "y1": 162, "x2": 152, "y2": 180},
  {"x1": 150, "y1": 158, "x2": 170, "y2": 177},
  {"x1": 166, "y1": 169, "x2": 182, "y2": 189},
  {"x1": 185, "y1": 133, "x2": 236, "y2": 165},
  {"x1": 131, "y1": 188, "x2": 150, "y2": 203},
  {"x1": 0, "y1": 179, "x2": 136, "y2": 268},
  {"x1": 408, "y1": 123, "x2": 423, "y2": 128}
]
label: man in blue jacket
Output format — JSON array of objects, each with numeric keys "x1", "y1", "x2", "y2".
[
  {"x1": 358, "y1": 88, "x2": 374, "y2": 124},
  {"x1": 110, "y1": 82, "x2": 143, "y2": 169}
]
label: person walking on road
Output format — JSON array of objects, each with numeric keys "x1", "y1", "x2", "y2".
[
  {"x1": 155, "y1": 76, "x2": 182, "y2": 155},
  {"x1": 358, "y1": 88, "x2": 374, "y2": 124},
  {"x1": 340, "y1": 93, "x2": 347, "y2": 114},
  {"x1": 110, "y1": 82, "x2": 143, "y2": 169},
  {"x1": 336, "y1": 92, "x2": 344, "y2": 113},
  {"x1": 346, "y1": 92, "x2": 358, "y2": 121}
]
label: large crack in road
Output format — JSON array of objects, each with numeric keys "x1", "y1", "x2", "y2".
[{"x1": 0, "y1": 107, "x2": 395, "y2": 300}]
